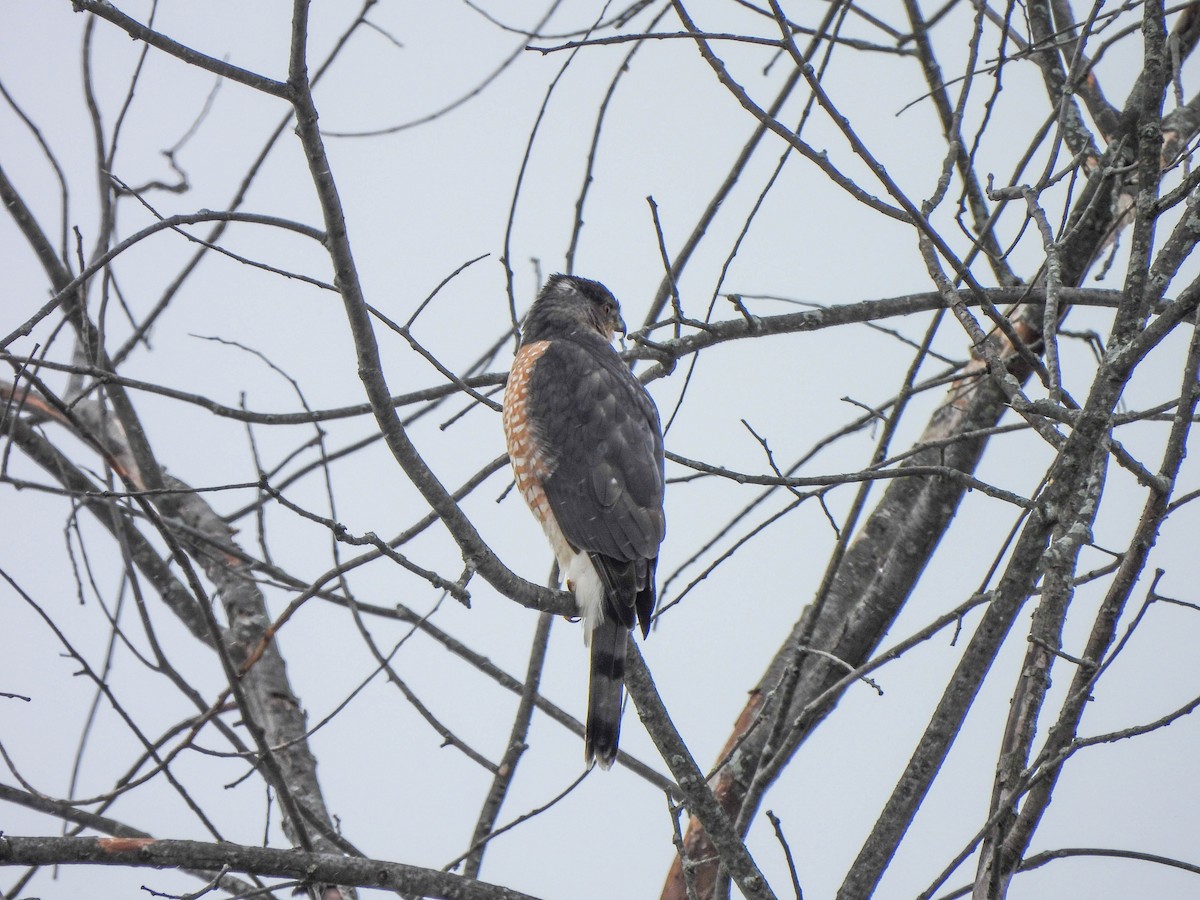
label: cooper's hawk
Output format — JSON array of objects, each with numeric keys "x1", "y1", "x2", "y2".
[{"x1": 502, "y1": 274, "x2": 666, "y2": 769}]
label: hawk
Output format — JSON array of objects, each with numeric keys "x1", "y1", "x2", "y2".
[{"x1": 502, "y1": 274, "x2": 666, "y2": 769}]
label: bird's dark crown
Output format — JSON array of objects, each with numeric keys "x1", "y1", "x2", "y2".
[{"x1": 521, "y1": 274, "x2": 627, "y2": 345}]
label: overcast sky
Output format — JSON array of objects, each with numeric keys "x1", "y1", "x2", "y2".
[{"x1": 3, "y1": 2, "x2": 1199, "y2": 899}]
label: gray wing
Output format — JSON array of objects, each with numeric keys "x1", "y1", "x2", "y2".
[{"x1": 527, "y1": 337, "x2": 665, "y2": 565}]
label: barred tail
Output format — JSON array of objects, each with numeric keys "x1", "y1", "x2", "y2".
[{"x1": 586, "y1": 619, "x2": 628, "y2": 769}]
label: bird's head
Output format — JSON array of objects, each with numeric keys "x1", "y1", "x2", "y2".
[{"x1": 522, "y1": 274, "x2": 627, "y2": 345}]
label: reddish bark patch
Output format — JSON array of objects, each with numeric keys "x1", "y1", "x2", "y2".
[{"x1": 97, "y1": 837, "x2": 156, "y2": 854}]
